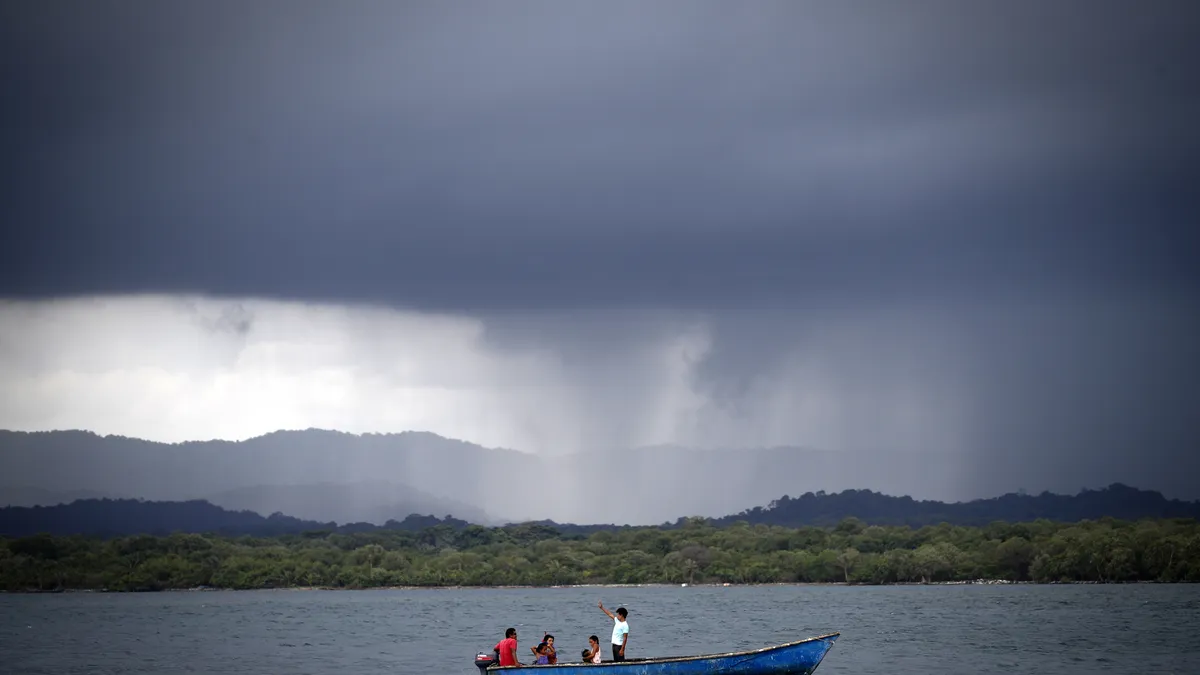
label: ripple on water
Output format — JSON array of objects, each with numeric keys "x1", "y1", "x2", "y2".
[{"x1": 1, "y1": 585, "x2": 1198, "y2": 675}]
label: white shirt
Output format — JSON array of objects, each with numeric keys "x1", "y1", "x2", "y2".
[{"x1": 611, "y1": 618, "x2": 629, "y2": 646}]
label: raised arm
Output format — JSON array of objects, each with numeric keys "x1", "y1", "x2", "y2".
[{"x1": 598, "y1": 600, "x2": 615, "y2": 620}]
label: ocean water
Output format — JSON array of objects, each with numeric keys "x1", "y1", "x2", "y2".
[{"x1": 2, "y1": 584, "x2": 1197, "y2": 674}]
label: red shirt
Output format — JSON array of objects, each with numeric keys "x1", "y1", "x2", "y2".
[{"x1": 495, "y1": 637, "x2": 518, "y2": 666}]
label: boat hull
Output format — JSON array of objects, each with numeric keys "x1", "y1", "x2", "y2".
[{"x1": 492, "y1": 633, "x2": 838, "y2": 675}]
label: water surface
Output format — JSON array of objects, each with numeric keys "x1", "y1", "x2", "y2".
[{"x1": 2, "y1": 584, "x2": 1197, "y2": 674}]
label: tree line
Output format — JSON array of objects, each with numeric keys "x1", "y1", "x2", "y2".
[{"x1": 3, "y1": 516, "x2": 1197, "y2": 592}]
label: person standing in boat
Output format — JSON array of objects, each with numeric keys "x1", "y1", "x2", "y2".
[{"x1": 598, "y1": 601, "x2": 630, "y2": 661}]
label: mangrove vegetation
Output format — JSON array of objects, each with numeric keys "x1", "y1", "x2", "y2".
[{"x1": 3, "y1": 516, "x2": 1198, "y2": 592}]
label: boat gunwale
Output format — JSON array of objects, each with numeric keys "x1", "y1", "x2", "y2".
[{"x1": 491, "y1": 632, "x2": 840, "y2": 669}]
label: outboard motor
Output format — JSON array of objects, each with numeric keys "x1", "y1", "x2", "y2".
[{"x1": 474, "y1": 650, "x2": 499, "y2": 674}]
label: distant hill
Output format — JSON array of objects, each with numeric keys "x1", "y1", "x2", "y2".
[
  {"x1": 1, "y1": 484, "x2": 1195, "y2": 539},
  {"x1": 0, "y1": 429, "x2": 531, "y2": 523},
  {"x1": 0, "y1": 486, "x2": 121, "y2": 507},
  {"x1": 0, "y1": 499, "x2": 328, "y2": 538},
  {"x1": 204, "y1": 481, "x2": 493, "y2": 526},
  {"x1": 0, "y1": 498, "x2": 473, "y2": 538},
  {"x1": 3, "y1": 429, "x2": 1195, "y2": 525},
  {"x1": 0, "y1": 429, "x2": 972, "y2": 524},
  {"x1": 704, "y1": 483, "x2": 1200, "y2": 528}
]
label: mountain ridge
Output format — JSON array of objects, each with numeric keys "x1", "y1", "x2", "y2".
[
  {"x1": 1, "y1": 483, "x2": 1196, "y2": 539},
  {"x1": 0, "y1": 428, "x2": 971, "y2": 524},
  {"x1": 2, "y1": 429, "x2": 1192, "y2": 525},
  {"x1": 0, "y1": 428, "x2": 532, "y2": 453},
  {"x1": 204, "y1": 480, "x2": 494, "y2": 526}
]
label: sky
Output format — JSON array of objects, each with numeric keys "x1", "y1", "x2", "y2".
[{"x1": 1, "y1": 1, "x2": 1198, "y2": 501}]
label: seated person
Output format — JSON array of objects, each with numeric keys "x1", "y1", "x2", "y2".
[
  {"x1": 531, "y1": 633, "x2": 557, "y2": 664},
  {"x1": 495, "y1": 628, "x2": 521, "y2": 667},
  {"x1": 581, "y1": 635, "x2": 602, "y2": 664},
  {"x1": 532, "y1": 642, "x2": 551, "y2": 665}
]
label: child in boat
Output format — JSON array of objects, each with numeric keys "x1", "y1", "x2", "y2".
[
  {"x1": 532, "y1": 642, "x2": 551, "y2": 665},
  {"x1": 531, "y1": 633, "x2": 557, "y2": 664},
  {"x1": 581, "y1": 635, "x2": 603, "y2": 664},
  {"x1": 599, "y1": 601, "x2": 630, "y2": 661}
]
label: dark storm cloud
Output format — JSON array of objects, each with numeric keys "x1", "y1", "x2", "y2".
[
  {"x1": 2, "y1": 1, "x2": 1197, "y2": 309},
  {"x1": 957, "y1": 300, "x2": 1200, "y2": 500},
  {"x1": 2, "y1": 1, "x2": 1199, "y2": 500}
]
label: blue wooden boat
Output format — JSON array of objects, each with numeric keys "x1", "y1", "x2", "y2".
[{"x1": 474, "y1": 632, "x2": 839, "y2": 675}]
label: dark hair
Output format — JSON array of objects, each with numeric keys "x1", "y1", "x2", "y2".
[
  {"x1": 616, "y1": 607, "x2": 628, "y2": 619},
  {"x1": 544, "y1": 633, "x2": 555, "y2": 642},
  {"x1": 505, "y1": 627, "x2": 517, "y2": 638},
  {"x1": 589, "y1": 635, "x2": 599, "y2": 643},
  {"x1": 582, "y1": 649, "x2": 590, "y2": 659}
]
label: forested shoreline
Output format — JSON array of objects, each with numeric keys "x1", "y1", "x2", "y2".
[{"x1": 3, "y1": 516, "x2": 1197, "y2": 592}]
